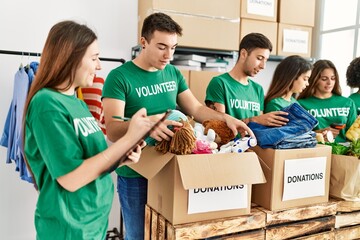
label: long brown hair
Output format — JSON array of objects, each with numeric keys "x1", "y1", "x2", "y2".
[
  {"x1": 22, "y1": 20, "x2": 97, "y2": 187},
  {"x1": 298, "y1": 59, "x2": 341, "y2": 99},
  {"x1": 265, "y1": 55, "x2": 312, "y2": 106}
]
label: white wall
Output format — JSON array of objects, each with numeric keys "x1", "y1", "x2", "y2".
[{"x1": 0, "y1": 1, "x2": 137, "y2": 239}]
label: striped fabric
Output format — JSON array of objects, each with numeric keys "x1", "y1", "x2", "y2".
[{"x1": 80, "y1": 77, "x2": 106, "y2": 134}]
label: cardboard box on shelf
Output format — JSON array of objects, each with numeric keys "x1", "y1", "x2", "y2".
[
  {"x1": 139, "y1": 0, "x2": 240, "y2": 19},
  {"x1": 277, "y1": 23, "x2": 313, "y2": 58},
  {"x1": 179, "y1": 69, "x2": 190, "y2": 87},
  {"x1": 240, "y1": 18, "x2": 278, "y2": 54},
  {"x1": 251, "y1": 144, "x2": 332, "y2": 211},
  {"x1": 189, "y1": 71, "x2": 222, "y2": 105},
  {"x1": 130, "y1": 147, "x2": 266, "y2": 225},
  {"x1": 330, "y1": 154, "x2": 360, "y2": 201},
  {"x1": 138, "y1": 0, "x2": 240, "y2": 51},
  {"x1": 241, "y1": 0, "x2": 278, "y2": 22},
  {"x1": 278, "y1": 0, "x2": 316, "y2": 27}
]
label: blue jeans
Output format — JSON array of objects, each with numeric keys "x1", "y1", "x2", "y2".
[
  {"x1": 275, "y1": 130, "x2": 317, "y2": 149},
  {"x1": 117, "y1": 175, "x2": 147, "y2": 240},
  {"x1": 248, "y1": 103, "x2": 318, "y2": 148}
]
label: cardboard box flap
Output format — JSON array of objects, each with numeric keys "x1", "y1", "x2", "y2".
[
  {"x1": 176, "y1": 152, "x2": 266, "y2": 189},
  {"x1": 129, "y1": 146, "x2": 174, "y2": 179}
]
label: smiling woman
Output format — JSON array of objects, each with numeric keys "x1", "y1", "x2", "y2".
[
  {"x1": 21, "y1": 20, "x2": 152, "y2": 240},
  {"x1": 298, "y1": 59, "x2": 357, "y2": 143}
]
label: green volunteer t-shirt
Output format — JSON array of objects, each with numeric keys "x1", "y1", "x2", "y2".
[
  {"x1": 205, "y1": 73, "x2": 264, "y2": 120},
  {"x1": 264, "y1": 97, "x2": 298, "y2": 113},
  {"x1": 25, "y1": 88, "x2": 113, "y2": 240},
  {"x1": 102, "y1": 61, "x2": 188, "y2": 178},
  {"x1": 298, "y1": 95, "x2": 357, "y2": 142},
  {"x1": 348, "y1": 92, "x2": 360, "y2": 116}
]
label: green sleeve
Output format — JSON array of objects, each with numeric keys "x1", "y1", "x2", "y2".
[{"x1": 205, "y1": 77, "x2": 226, "y2": 104}]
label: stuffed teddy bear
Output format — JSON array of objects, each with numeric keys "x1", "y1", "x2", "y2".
[{"x1": 202, "y1": 119, "x2": 236, "y2": 147}]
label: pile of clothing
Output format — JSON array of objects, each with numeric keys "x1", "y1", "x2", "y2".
[{"x1": 249, "y1": 103, "x2": 318, "y2": 149}]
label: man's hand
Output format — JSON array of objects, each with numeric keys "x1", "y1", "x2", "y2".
[{"x1": 252, "y1": 111, "x2": 289, "y2": 127}]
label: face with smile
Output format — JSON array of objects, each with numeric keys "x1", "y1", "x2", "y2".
[
  {"x1": 141, "y1": 30, "x2": 178, "y2": 71},
  {"x1": 291, "y1": 70, "x2": 311, "y2": 94},
  {"x1": 74, "y1": 40, "x2": 101, "y2": 88},
  {"x1": 242, "y1": 48, "x2": 270, "y2": 77},
  {"x1": 315, "y1": 68, "x2": 336, "y2": 97}
]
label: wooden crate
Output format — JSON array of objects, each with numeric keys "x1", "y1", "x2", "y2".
[
  {"x1": 144, "y1": 200, "x2": 360, "y2": 239},
  {"x1": 257, "y1": 201, "x2": 337, "y2": 240},
  {"x1": 144, "y1": 205, "x2": 266, "y2": 239},
  {"x1": 332, "y1": 198, "x2": 360, "y2": 240}
]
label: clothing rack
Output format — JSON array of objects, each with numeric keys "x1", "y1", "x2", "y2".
[{"x1": 0, "y1": 49, "x2": 126, "y2": 63}]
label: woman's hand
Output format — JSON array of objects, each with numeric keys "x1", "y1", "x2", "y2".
[
  {"x1": 125, "y1": 108, "x2": 152, "y2": 143},
  {"x1": 120, "y1": 140, "x2": 147, "y2": 166}
]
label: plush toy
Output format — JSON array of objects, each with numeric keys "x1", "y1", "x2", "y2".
[
  {"x1": 202, "y1": 119, "x2": 236, "y2": 146},
  {"x1": 193, "y1": 122, "x2": 216, "y2": 142},
  {"x1": 192, "y1": 122, "x2": 218, "y2": 154},
  {"x1": 219, "y1": 137, "x2": 257, "y2": 153},
  {"x1": 155, "y1": 117, "x2": 197, "y2": 155},
  {"x1": 192, "y1": 140, "x2": 213, "y2": 154},
  {"x1": 147, "y1": 109, "x2": 188, "y2": 146}
]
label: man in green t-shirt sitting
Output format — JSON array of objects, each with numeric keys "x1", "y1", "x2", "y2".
[{"x1": 205, "y1": 33, "x2": 289, "y2": 127}]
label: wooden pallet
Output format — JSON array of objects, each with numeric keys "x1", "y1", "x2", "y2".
[
  {"x1": 258, "y1": 201, "x2": 337, "y2": 240},
  {"x1": 144, "y1": 205, "x2": 266, "y2": 239},
  {"x1": 144, "y1": 199, "x2": 360, "y2": 239},
  {"x1": 332, "y1": 198, "x2": 360, "y2": 240}
]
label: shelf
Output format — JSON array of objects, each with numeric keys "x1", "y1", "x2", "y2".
[
  {"x1": 131, "y1": 45, "x2": 314, "y2": 63},
  {"x1": 131, "y1": 45, "x2": 237, "y2": 60}
]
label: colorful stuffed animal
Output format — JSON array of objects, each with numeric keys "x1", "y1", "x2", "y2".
[
  {"x1": 192, "y1": 122, "x2": 218, "y2": 154},
  {"x1": 202, "y1": 119, "x2": 236, "y2": 146}
]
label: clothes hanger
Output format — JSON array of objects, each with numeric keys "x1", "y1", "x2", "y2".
[{"x1": 19, "y1": 52, "x2": 24, "y2": 69}]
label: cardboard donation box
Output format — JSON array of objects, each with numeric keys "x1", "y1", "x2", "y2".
[
  {"x1": 130, "y1": 147, "x2": 266, "y2": 224},
  {"x1": 241, "y1": 0, "x2": 278, "y2": 22},
  {"x1": 251, "y1": 145, "x2": 332, "y2": 211},
  {"x1": 138, "y1": 0, "x2": 240, "y2": 51},
  {"x1": 277, "y1": 23, "x2": 312, "y2": 58},
  {"x1": 330, "y1": 154, "x2": 360, "y2": 201}
]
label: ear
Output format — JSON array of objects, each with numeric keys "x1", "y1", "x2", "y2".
[
  {"x1": 239, "y1": 49, "x2": 248, "y2": 59},
  {"x1": 140, "y1": 37, "x2": 147, "y2": 49}
]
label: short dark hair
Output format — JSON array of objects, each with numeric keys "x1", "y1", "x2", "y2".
[
  {"x1": 141, "y1": 12, "x2": 183, "y2": 42},
  {"x1": 239, "y1": 32, "x2": 273, "y2": 54},
  {"x1": 346, "y1": 57, "x2": 360, "y2": 88}
]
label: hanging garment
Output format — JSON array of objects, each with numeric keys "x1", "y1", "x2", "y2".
[
  {"x1": 81, "y1": 77, "x2": 106, "y2": 134},
  {"x1": 0, "y1": 62, "x2": 38, "y2": 183},
  {"x1": 248, "y1": 103, "x2": 318, "y2": 149}
]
